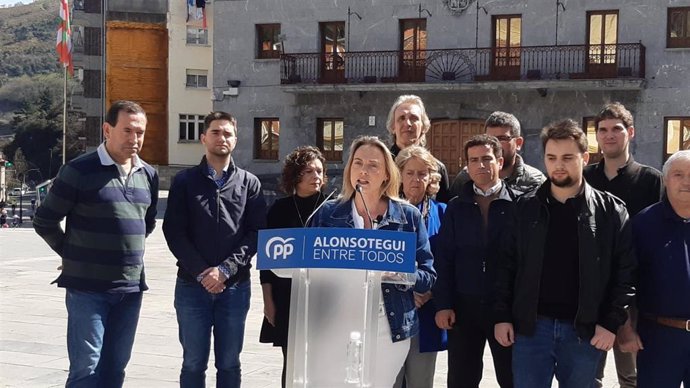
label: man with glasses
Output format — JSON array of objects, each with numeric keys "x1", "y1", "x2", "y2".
[{"x1": 450, "y1": 111, "x2": 545, "y2": 197}]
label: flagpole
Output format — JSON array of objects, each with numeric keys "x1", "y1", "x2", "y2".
[{"x1": 62, "y1": 65, "x2": 67, "y2": 166}]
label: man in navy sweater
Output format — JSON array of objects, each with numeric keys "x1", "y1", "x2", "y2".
[
  {"x1": 34, "y1": 100, "x2": 159, "y2": 388},
  {"x1": 163, "y1": 111, "x2": 266, "y2": 388},
  {"x1": 621, "y1": 150, "x2": 690, "y2": 388}
]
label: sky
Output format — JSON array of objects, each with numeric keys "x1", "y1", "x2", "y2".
[{"x1": 0, "y1": 0, "x2": 35, "y2": 7}]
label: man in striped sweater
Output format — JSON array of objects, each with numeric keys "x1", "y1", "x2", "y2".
[{"x1": 33, "y1": 100, "x2": 159, "y2": 388}]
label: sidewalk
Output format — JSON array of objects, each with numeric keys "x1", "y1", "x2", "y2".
[{"x1": 0, "y1": 217, "x2": 621, "y2": 387}]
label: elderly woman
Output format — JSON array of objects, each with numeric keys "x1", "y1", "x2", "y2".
[
  {"x1": 259, "y1": 146, "x2": 328, "y2": 388},
  {"x1": 310, "y1": 136, "x2": 437, "y2": 386},
  {"x1": 394, "y1": 145, "x2": 447, "y2": 388}
]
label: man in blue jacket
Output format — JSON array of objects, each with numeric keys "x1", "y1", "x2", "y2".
[
  {"x1": 163, "y1": 111, "x2": 266, "y2": 388},
  {"x1": 434, "y1": 134, "x2": 516, "y2": 388}
]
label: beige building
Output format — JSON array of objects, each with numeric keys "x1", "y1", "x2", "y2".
[{"x1": 167, "y1": 0, "x2": 213, "y2": 168}]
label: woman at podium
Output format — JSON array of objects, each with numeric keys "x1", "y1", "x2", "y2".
[
  {"x1": 260, "y1": 146, "x2": 329, "y2": 388},
  {"x1": 310, "y1": 136, "x2": 437, "y2": 386}
]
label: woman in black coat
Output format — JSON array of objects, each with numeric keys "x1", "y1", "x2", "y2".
[{"x1": 259, "y1": 146, "x2": 328, "y2": 388}]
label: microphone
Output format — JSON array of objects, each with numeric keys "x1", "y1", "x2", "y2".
[
  {"x1": 355, "y1": 184, "x2": 376, "y2": 229},
  {"x1": 304, "y1": 188, "x2": 337, "y2": 227}
]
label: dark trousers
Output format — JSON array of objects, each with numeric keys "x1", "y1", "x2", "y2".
[
  {"x1": 446, "y1": 297, "x2": 513, "y2": 388},
  {"x1": 637, "y1": 320, "x2": 690, "y2": 388}
]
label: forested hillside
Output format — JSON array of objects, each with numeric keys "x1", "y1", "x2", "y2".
[{"x1": 0, "y1": 0, "x2": 59, "y2": 77}]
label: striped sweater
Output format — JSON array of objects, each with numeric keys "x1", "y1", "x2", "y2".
[{"x1": 33, "y1": 150, "x2": 159, "y2": 293}]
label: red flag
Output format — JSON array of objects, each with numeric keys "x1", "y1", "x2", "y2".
[{"x1": 56, "y1": 0, "x2": 73, "y2": 76}]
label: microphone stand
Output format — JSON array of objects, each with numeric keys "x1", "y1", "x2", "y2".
[{"x1": 355, "y1": 184, "x2": 375, "y2": 230}]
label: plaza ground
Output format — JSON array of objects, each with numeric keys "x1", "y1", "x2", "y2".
[{"x1": 0, "y1": 192, "x2": 622, "y2": 387}]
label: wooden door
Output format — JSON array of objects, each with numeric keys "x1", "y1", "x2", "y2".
[
  {"x1": 586, "y1": 10, "x2": 618, "y2": 78},
  {"x1": 319, "y1": 22, "x2": 346, "y2": 84},
  {"x1": 428, "y1": 120, "x2": 485, "y2": 177},
  {"x1": 106, "y1": 21, "x2": 168, "y2": 165},
  {"x1": 399, "y1": 19, "x2": 427, "y2": 82},
  {"x1": 491, "y1": 15, "x2": 521, "y2": 80}
]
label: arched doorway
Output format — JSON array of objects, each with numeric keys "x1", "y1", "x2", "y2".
[{"x1": 427, "y1": 119, "x2": 485, "y2": 177}]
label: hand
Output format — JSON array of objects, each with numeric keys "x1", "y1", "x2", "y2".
[
  {"x1": 263, "y1": 299, "x2": 276, "y2": 326},
  {"x1": 495, "y1": 322, "x2": 515, "y2": 347},
  {"x1": 200, "y1": 267, "x2": 227, "y2": 294},
  {"x1": 616, "y1": 321, "x2": 643, "y2": 353},
  {"x1": 413, "y1": 291, "x2": 432, "y2": 309},
  {"x1": 435, "y1": 309, "x2": 456, "y2": 330},
  {"x1": 590, "y1": 324, "x2": 616, "y2": 351}
]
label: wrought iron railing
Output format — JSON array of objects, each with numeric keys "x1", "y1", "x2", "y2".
[{"x1": 280, "y1": 43, "x2": 645, "y2": 85}]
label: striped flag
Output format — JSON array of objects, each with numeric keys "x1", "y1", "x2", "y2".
[{"x1": 56, "y1": 0, "x2": 73, "y2": 75}]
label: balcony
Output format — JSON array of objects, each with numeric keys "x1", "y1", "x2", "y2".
[{"x1": 280, "y1": 43, "x2": 645, "y2": 93}]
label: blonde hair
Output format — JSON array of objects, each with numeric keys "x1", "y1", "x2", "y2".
[
  {"x1": 385, "y1": 95, "x2": 431, "y2": 147},
  {"x1": 341, "y1": 136, "x2": 401, "y2": 202},
  {"x1": 395, "y1": 145, "x2": 442, "y2": 196}
]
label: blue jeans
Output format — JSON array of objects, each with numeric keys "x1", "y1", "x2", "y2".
[
  {"x1": 174, "y1": 278, "x2": 251, "y2": 388},
  {"x1": 65, "y1": 289, "x2": 143, "y2": 388},
  {"x1": 513, "y1": 318, "x2": 602, "y2": 388}
]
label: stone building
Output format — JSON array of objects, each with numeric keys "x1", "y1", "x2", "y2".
[{"x1": 212, "y1": 0, "x2": 689, "y2": 191}]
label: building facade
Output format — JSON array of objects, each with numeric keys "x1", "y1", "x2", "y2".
[
  {"x1": 212, "y1": 0, "x2": 689, "y2": 190},
  {"x1": 167, "y1": 0, "x2": 213, "y2": 168}
]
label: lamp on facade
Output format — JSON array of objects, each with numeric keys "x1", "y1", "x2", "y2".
[{"x1": 347, "y1": 7, "x2": 362, "y2": 52}]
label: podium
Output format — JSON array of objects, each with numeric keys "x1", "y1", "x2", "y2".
[{"x1": 258, "y1": 227, "x2": 416, "y2": 388}]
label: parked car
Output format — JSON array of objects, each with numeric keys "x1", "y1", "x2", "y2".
[{"x1": 10, "y1": 188, "x2": 25, "y2": 196}]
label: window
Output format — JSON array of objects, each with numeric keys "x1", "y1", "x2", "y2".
[
  {"x1": 83, "y1": 70, "x2": 100, "y2": 98},
  {"x1": 255, "y1": 118, "x2": 280, "y2": 160},
  {"x1": 256, "y1": 24, "x2": 281, "y2": 59},
  {"x1": 668, "y1": 7, "x2": 690, "y2": 48},
  {"x1": 85, "y1": 116, "x2": 101, "y2": 146},
  {"x1": 317, "y1": 118, "x2": 344, "y2": 161},
  {"x1": 185, "y1": 69, "x2": 208, "y2": 88},
  {"x1": 587, "y1": 10, "x2": 618, "y2": 65},
  {"x1": 83, "y1": 0, "x2": 101, "y2": 14},
  {"x1": 84, "y1": 27, "x2": 101, "y2": 56},
  {"x1": 179, "y1": 114, "x2": 205, "y2": 141},
  {"x1": 583, "y1": 117, "x2": 603, "y2": 164},
  {"x1": 493, "y1": 15, "x2": 522, "y2": 67},
  {"x1": 186, "y1": 28, "x2": 208, "y2": 45},
  {"x1": 664, "y1": 117, "x2": 690, "y2": 161}
]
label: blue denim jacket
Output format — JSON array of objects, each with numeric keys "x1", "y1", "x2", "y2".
[{"x1": 311, "y1": 197, "x2": 437, "y2": 342}]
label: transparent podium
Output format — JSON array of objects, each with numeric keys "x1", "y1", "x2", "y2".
[{"x1": 257, "y1": 227, "x2": 416, "y2": 388}]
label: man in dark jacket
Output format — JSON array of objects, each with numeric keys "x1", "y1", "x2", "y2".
[
  {"x1": 494, "y1": 119, "x2": 636, "y2": 388},
  {"x1": 434, "y1": 134, "x2": 516, "y2": 388},
  {"x1": 163, "y1": 111, "x2": 266, "y2": 388},
  {"x1": 387, "y1": 94, "x2": 451, "y2": 203},
  {"x1": 584, "y1": 102, "x2": 663, "y2": 388},
  {"x1": 450, "y1": 111, "x2": 545, "y2": 198}
]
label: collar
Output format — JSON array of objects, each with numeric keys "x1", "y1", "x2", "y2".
[
  {"x1": 473, "y1": 180, "x2": 503, "y2": 197},
  {"x1": 537, "y1": 180, "x2": 590, "y2": 213},
  {"x1": 390, "y1": 144, "x2": 402, "y2": 158},
  {"x1": 460, "y1": 179, "x2": 514, "y2": 203},
  {"x1": 661, "y1": 196, "x2": 690, "y2": 223},
  {"x1": 506, "y1": 154, "x2": 526, "y2": 183},
  {"x1": 199, "y1": 155, "x2": 235, "y2": 176},
  {"x1": 594, "y1": 154, "x2": 641, "y2": 179},
  {"x1": 97, "y1": 142, "x2": 143, "y2": 168},
  {"x1": 329, "y1": 197, "x2": 408, "y2": 227}
]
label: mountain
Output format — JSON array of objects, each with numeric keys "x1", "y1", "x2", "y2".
[{"x1": 0, "y1": 0, "x2": 59, "y2": 78}]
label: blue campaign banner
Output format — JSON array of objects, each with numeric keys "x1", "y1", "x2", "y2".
[{"x1": 257, "y1": 227, "x2": 417, "y2": 273}]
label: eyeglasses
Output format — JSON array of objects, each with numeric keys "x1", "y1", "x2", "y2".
[{"x1": 495, "y1": 135, "x2": 514, "y2": 142}]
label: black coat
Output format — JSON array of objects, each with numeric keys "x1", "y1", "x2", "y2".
[{"x1": 493, "y1": 181, "x2": 636, "y2": 340}]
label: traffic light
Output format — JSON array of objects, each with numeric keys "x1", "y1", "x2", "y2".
[
  {"x1": 39, "y1": 186, "x2": 46, "y2": 194},
  {"x1": 3, "y1": 161, "x2": 12, "y2": 167}
]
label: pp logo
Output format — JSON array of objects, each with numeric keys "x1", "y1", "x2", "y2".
[{"x1": 265, "y1": 237, "x2": 295, "y2": 260}]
